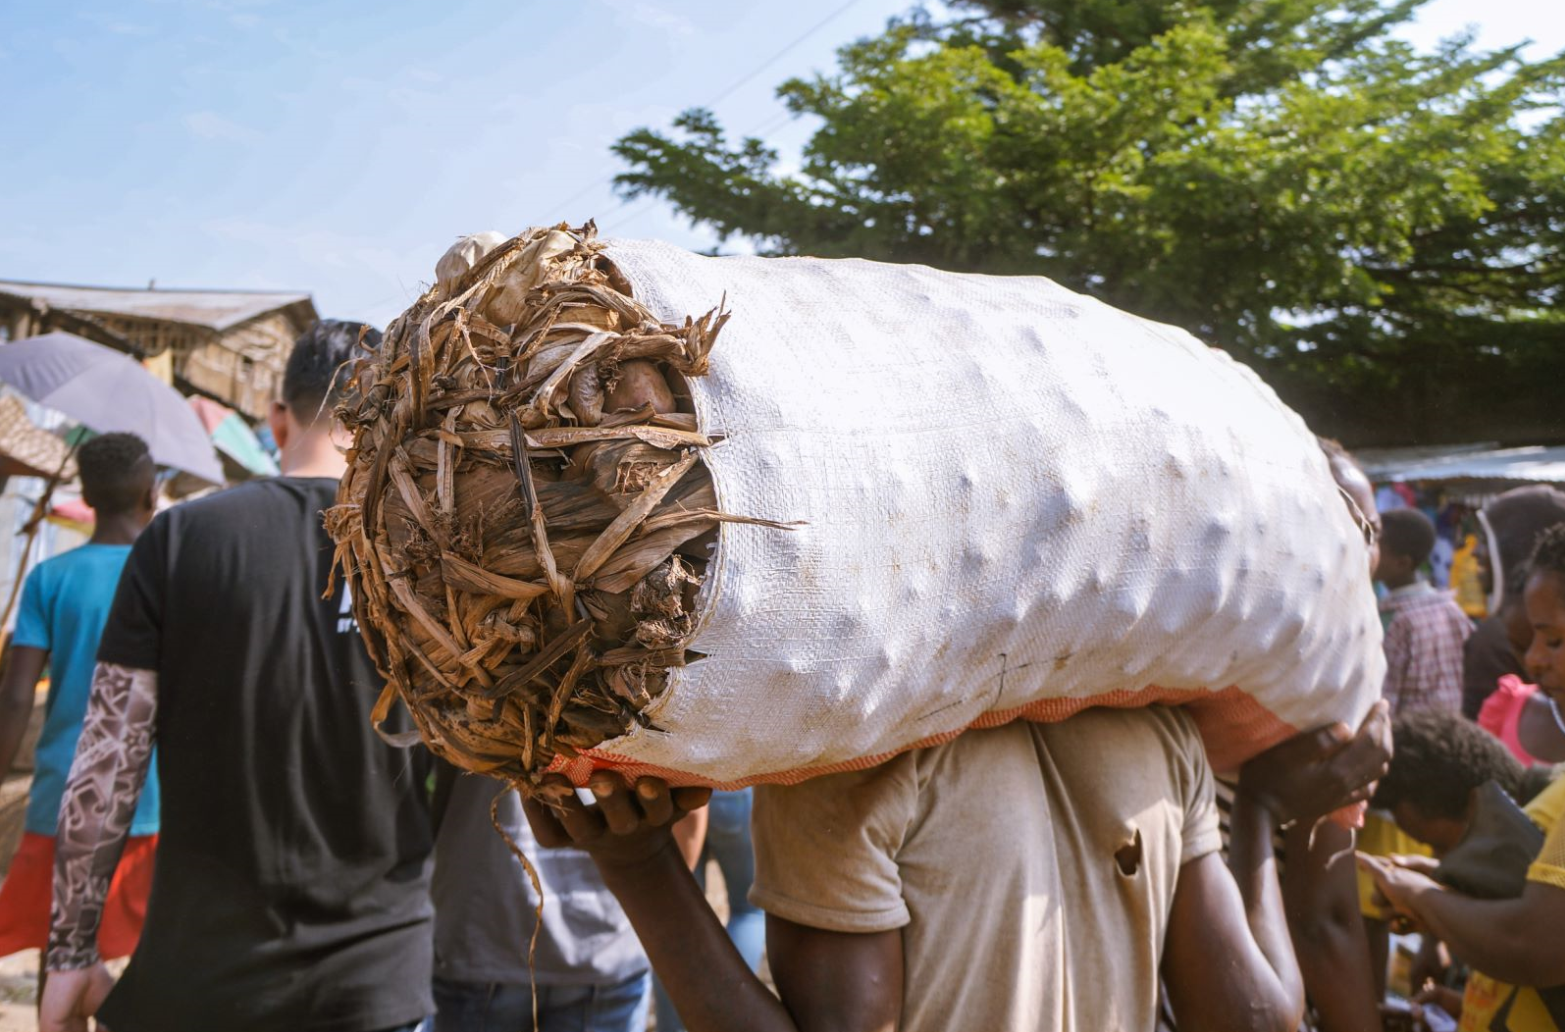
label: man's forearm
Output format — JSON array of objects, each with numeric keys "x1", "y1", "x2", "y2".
[
  {"x1": 1229, "y1": 793, "x2": 1305, "y2": 1025},
  {"x1": 596, "y1": 843, "x2": 797, "y2": 1032},
  {"x1": 46, "y1": 663, "x2": 157, "y2": 971},
  {"x1": 1283, "y1": 820, "x2": 1379, "y2": 1032}
]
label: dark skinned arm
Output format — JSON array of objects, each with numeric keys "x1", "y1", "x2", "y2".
[
  {"x1": 0, "y1": 644, "x2": 46, "y2": 777},
  {"x1": 768, "y1": 917, "x2": 902, "y2": 1032},
  {"x1": 523, "y1": 773, "x2": 903, "y2": 1032},
  {"x1": 1358, "y1": 856, "x2": 1565, "y2": 988},
  {"x1": 1283, "y1": 819, "x2": 1380, "y2": 1032},
  {"x1": 1164, "y1": 800, "x2": 1301, "y2": 1032},
  {"x1": 671, "y1": 799, "x2": 709, "y2": 870},
  {"x1": 1165, "y1": 702, "x2": 1392, "y2": 1032}
]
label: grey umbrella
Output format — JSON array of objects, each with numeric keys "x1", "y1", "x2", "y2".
[{"x1": 0, "y1": 331, "x2": 224, "y2": 483}]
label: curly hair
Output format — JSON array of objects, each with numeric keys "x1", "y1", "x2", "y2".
[
  {"x1": 77, "y1": 432, "x2": 153, "y2": 515},
  {"x1": 282, "y1": 320, "x2": 382, "y2": 423},
  {"x1": 1372, "y1": 709, "x2": 1524, "y2": 820},
  {"x1": 1529, "y1": 523, "x2": 1565, "y2": 582}
]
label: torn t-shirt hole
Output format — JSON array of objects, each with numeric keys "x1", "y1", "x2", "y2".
[{"x1": 1115, "y1": 828, "x2": 1144, "y2": 877}]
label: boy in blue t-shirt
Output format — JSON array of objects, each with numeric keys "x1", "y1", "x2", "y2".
[{"x1": 0, "y1": 432, "x2": 160, "y2": 961}]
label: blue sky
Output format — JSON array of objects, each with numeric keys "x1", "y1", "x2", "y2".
[{"x1": 2, "y1": 0, "x2": 1562, "y2": 328}]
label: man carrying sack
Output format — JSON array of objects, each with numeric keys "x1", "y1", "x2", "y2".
[{"x1": 524, "y1": 702, "x2": 1389, "y2": 1032}]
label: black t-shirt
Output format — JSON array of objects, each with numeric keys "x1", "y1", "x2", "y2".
[
  {"x1": 96, "y1": 477, "x2": 433, "y2": 1032},
  {"x1": 1463, "y1": 613, "x2": 1524, "y2": 720}
]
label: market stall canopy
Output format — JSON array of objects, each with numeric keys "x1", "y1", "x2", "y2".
[
  {"x1": 0, "y1": 395, "x2": 75, "y2": 480},
  {"x1": 0, "y1": 280, "x2": 313, "y2": 333},
  {"x1": 0, "y1": 332, "x2": 223, "y2": 483},
  {"x1": 189, "y1": 396, "x2": 279, "y2": 478},
  {"x1": 1356, "y1": 443, "x2": 1565, "y2": 488}
]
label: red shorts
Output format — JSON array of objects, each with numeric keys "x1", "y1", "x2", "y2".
[{"x1": 0, "y1": 832, "x2": 157, "y2": 959}]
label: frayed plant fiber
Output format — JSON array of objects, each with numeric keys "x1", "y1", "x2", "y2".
[{"x1": 328, "y1": 222, "x2": 757, "y2": 784}]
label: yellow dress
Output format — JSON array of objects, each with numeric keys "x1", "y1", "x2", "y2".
[{"x1": 1458, "y1": 774, "x2": 1565, "y2": 1032}]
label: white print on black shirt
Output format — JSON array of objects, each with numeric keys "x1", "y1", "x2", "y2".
[{"x1": 337, "y1": 583, "x2": 359, "y2": 635}]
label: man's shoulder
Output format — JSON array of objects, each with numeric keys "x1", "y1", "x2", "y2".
[
  {"x1": 149, "y1": 478, "x2": 336, "y2": 543},
  {"x1": 163, "y1": 478, "x2": 306, "y2": 520},
  {"x1": 1045, "y1": 703, "x2": 1205, "y2": 758}
]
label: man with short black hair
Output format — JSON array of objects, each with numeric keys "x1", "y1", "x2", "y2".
[
  {"x1": 40, "y1": 321, "x2": 434, "y2": 1032},
  {"x1": 1378, "y1": 507, "x2": 1472, "y2": 716},
  {"x1": 0, "y1": 433, "x2": 160, "y2": 971}
]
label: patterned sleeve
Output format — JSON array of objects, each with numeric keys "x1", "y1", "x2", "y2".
[
  {"x1": 45, "y1": 662, "x2": 158, "y2": 971},
  {"x1": 1380, "y1": 614, "x2": 1408, "y2": 713}
]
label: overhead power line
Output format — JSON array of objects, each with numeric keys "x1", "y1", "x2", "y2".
[
  {"x1": 698, "y1": 0, "x2": 866, "y2": 111},
  {"x1": 538, "y1": 0, "x2": 868, "y2": 223}
]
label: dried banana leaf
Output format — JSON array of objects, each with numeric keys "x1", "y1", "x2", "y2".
[{"x1": 327, "y1": 221, "x2": 757, "y2": 786}]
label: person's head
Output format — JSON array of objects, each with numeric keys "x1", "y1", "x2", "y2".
[
  {"x1": 1523, "y1": 524, "x2": 1565, "y2": 704},
  {"x1": 1477, "y1": 485, "x2": 1565, "y2": 612},
  {"x1": 269, "y1": 320, "x2": 380, "y2": 472},
  {"x1": 1376, "y1": 507, "x2": 1435, "y2": 589},
  {"x1": 1319, "y1": 437, "x2": 1380, "y2": 577},
  {"x1": 78, "y1": 432, "x2": 155, "y2": 525},
  {"x1": 1372, "y1": 709, "x2": 1525, "y2": 855}
]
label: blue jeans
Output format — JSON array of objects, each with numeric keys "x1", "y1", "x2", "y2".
[
  {"x1": 431, "y1": 971, "x2": 649, "y2": 1032},
  {"x1": 654, "y1": 788, "x2": 765, "y2": 1032}
]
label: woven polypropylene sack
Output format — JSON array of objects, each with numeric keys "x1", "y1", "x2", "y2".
[{"x1": 536, "y1": 239, "x2": 1384, "y2": 787}]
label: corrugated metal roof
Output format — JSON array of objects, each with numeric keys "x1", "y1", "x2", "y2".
[
  {"x1": 0, "y1": 279, "x2": 313, "y2": 332},
  {"x1": 1356, "y1": 443, "x2": 1565, "y2": 485}
]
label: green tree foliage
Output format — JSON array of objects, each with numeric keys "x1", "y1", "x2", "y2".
[{"x1": 612, "y1": 1, "x2": 1565, "y2": 443}]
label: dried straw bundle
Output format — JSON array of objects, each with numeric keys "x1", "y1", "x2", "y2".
[{"x1": 327, "y1": 222, "x2": 741, "y2": 784}]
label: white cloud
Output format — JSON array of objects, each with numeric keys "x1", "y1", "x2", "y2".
[
  {"x1": 338, "y1": 74, "x2": 442, "y2": 116},
  {"x1": 271, "y1": 26, "x2": 336, "y2": 61},
  {"x1": 199, "y1": 217, "x2": 419, "y2": 324},
  {"x1": 601, "y1": 0, "x2": 696, "y2": 36},
  {"x1": 183, "y1": 110, "x2": 262, "y2": 145},
  {"x1": 79, "y1": 12, "x2": 155, "y2": 35},
  {"x1": 202, "y1": 218, "x2": 399, "y2": 271}
]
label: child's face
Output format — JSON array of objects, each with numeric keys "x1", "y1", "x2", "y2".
[
  {"x1": 1390, "y1": 801, "x2": 1467, "y2": 858},
  {"x1": 1523, "y1": 570, "x2": 1565, "y2": 702},
  {"x1": 1375, "y1": 550, "x2": 1416, "y2": 587}
]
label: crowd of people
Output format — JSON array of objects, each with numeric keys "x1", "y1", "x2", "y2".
[{"x1": 0, "y1": 318, "x2": 1555, "y2": 1032}]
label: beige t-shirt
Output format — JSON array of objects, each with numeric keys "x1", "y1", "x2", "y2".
[{"x1": 751, "y1": 705, "x2": 1220, "y2": 1032}]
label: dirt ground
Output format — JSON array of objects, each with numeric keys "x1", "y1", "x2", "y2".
[
  {"x1": 0, "y1": 701, "x2": 44, "y2": 1032},
  {"x1": 0, "y1": 950, "x2": 39, "y2": 1032}
]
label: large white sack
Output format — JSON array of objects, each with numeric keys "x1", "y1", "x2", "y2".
[{"x1": 544, "y1": 239, "x2": 1383, "y2": 786}]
